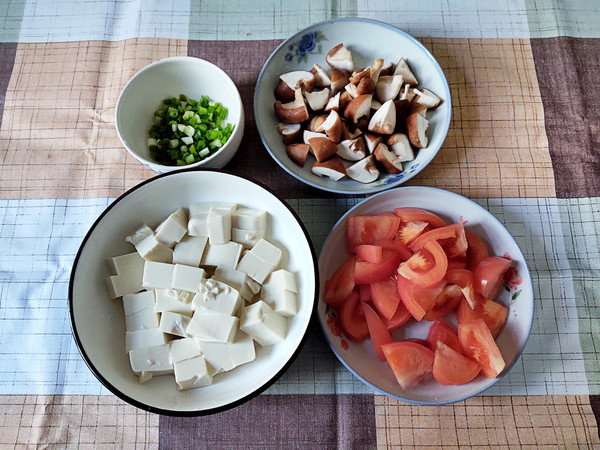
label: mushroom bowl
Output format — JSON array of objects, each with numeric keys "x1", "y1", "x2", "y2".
[{"x1": 254, "y1": 18, "x2": 451, "y2": 194}]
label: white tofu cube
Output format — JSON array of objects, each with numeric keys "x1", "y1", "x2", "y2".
[
  {"x1": 236, "y1": 239, "x2": 282, "y2": 284},
  {"x1": 231, "y1": 228, "x2": 266, "y2": 249},
  {"x1": 125, "y1": 224, "x2": 154, "y2": 246},
  {"x1": 250, "y1": 238, "x2": 283, "y2": 264},
  {"x1": 154, "y1": 289, "x2": 193, "y2": 316},
  {"x1": 187, "y1": 310, "x2": 239, "y2": 343},
  {"x1": 261, "y1": 270, "x2": 298, "y2": 317},
  {"x1": 174, "y1": 356, "x2": 213, "y2": 390},
  {"x1": 212, "y1": 266, "x2": 256, "y2": 301},
  {"x1": 125, "y1": 328, "x2": 166, "y2": 353},
  {"x1": 169, "y1": 337, "x2": 201, "y2": 364},
  {"x1": 122, "y1": 290, "x2": 156, "y2": 316},
  {"x1": 105, "y1": 252, "x2": 145, "y2": 299},
  {"x1": 155, "y1": 208, "x2": 188, "y2": 248},
  {"x1": 129, "y1": 344, "x2": 173, "y2": 376},
  {"x1": 188, "y1": 203, "x2": 211, "y2": 236},
  {"x1": 134, "y1": 234, "x2": 173, "y2": 262},
  {"x1": 240, "y1": 300, "x2": 287, "y2": 346},
  {"x1": 125, "y1": 307, "x2": 160, "y2": 332},
  {"x1": 201, "y1": 241, "x2": 243, "y2": 269},
  {"x1": 142, "y1": 261, "x2": 174, "y2": 290},
  {"x1": 207, "y1": 203, "x2": 237, "y2": 245},
  {"x1": 232, "y1": 207, "x2": 267, "y2": 230},
  {"x1": 192, "y1": 279, "x2": 242, "y2": 316},
  {"x1": 160, "y1": 311, "x2": 192, "y2": 337},
  {"x1": 173, "y1": 235, "x2": 208, "y2": 267},
  {"x1": 262, "y1": 270, "x2": 298, "y2": 295},
  {"x1": 196, "y1": 330, "x2": 256, "y2": 374},
  {"x1": 171, "y1": 264, "x2": 205, "y2": 292},
  {"x1": 264, "y1": 290, "x2": 298, "y2": 318}
]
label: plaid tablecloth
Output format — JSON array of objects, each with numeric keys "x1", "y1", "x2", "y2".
[{"x1": 1, "y1": 0, "x2": 599, "y2": 448}]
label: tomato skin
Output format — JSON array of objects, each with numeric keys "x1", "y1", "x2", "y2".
[
  {"x1": 433, "y1": 341, "x2": 480, "y2": 386},
  {"x1": 355, "y1": 249, "x2": 401, "y2": 284},
  {"x1": 458, "y1": 319, "x2": 505, "y2": 378},
  {"x1": 427, "y1": 320, "x2": 462, "y2": 354},
  {"x1": 445, "y1": 268, "x2": 476, "y2": 308},
  {"x1": 347, "y1": 215, "x2": 400, "y2": 250},
  {"x1": 397, "y1": 276, "x2": 446, "y2": 321},
  {"x1": 369, "y1": 277, "x2": 401, "y2": 320},
  {"x1": 442, "y1": 220, "x2": 468, "y2": 260},
  {"x1": 473, "y1": 256, "x2": 512, "y2": 299},
  {"x1": 393, "y1": 207, "x2": 447, "y2": 229},
  {"x1": 410, "y1": 223, "x2": 460, "y2": 251},
  {"x1": 456, "y1": 296, "x2": 508, "y2": 338},
  {"x1": 381, "y1": 341, "x2": 435, "y2": 389},
  {"x1": 323, "y1": 256, "x2": 356, "y2": 308},
  {"x1": 362, "y1": 302, "x2": 393, "y2": 360},
  {"x1": 374, "y1": 238, "x2": 412, "y2": 261},
  {"x1": 359, "y1": 283, "x2": 371, "y2": 303},
  {"x1": 423, "y1": 284, "x2": 463, "y2": 322},
  {"x1": 354, "y1": 244, "x2": 383, "y2": 264},
  {"x1": 338, "y1": 291, "x2": 369, "y2": 341},
  {"x1": 465, "y1": 230, "x2": 489, "y2": 271},
  {"x1": 398, "y1": 239, "x2": 448, "y2": 287},
  {"x1": 382, "y1": 301, "x2": 412, "y2": 331}
]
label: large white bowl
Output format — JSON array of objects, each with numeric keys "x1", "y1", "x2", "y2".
[
  {"x1": 116, "y1": 57, "x2": 245, "y2": 173},
  {"x1": 254, "y1": 18, "x2": 451, "y2": 194},
  {"x1": 317, "y1": 187, "x2": 534, "y2": 404},
  {"x1": 69, "y1": 169, "x2": 318, "y2": 415}
]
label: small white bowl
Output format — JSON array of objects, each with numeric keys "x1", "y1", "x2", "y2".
[
  {"x1": 254, "y1": 18, "x2": 451, "y2": 194},
  {"x1": 317, "y1": 187, "x2": 534, "y2": 404},
  {"x1": 116, "y1": 57, "x2": 244, "y2": 173},
  {"x1": 69, "y1": 169, "x2": 318, "y2": 415}
]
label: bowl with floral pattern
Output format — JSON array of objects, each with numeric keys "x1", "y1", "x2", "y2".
[{"x1": 254, "y1": 18, "x2": 451, "y2": 194}]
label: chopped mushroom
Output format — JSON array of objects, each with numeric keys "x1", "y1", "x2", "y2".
[
  {"x1": 406, "y1": 111, "x2": 429, "y2": 148},
  {"x1": 307, "y1": 136, "x2": 338, "y2": 162},
  {"x1": 387, "y1": 133, "x2": 415, "y2": 162},
  {"x1": 303, "y1": 129, "x2": 327, "y2": 144},
  {"x1": 280, "y1": 70, "x2": 315, "y2": 92},
  {"x1": 368, "y1": 99, "x2": 396, "y2": 135},
  {"x1": 311, "y1": 64, "x2": 331, "y2": 87},
  {"x1": 336, "y1": 137, "x2": 367, "y2": 161},
  {"x1": 311, "y1": 155, "x2": 347, "y2": 181},
  {"x1": 413, "y1": 88, "x2": 442, "y2": 108},
  {"x1": 393, "y1": 58, "x2": 418, "y2": 86},
  {"x1": 277, "y1": 123, "x2": 302, "y2": 144},
  {"x1": 304, "y1": 88, "x2": 330, "y2": 111},
  {"x1": 330, "y1": 69, "x2": 350, "y2": 94},
  {"x1": 320, "y1": 110, "x2": 343, "y2": 143},
  {"x1": 326, "y1": 43, "x2": 354, "y2": 73},
  {"x1": 286, "y1": 143, "x2": 310, "y2": 167},
  {"x1": 375, "y1": 75, "x2": 403, "y2": 103},
  {"x1": 325, "y1": 92, "x2": 340, "y2": 112},
  {"x1": 274, "y1": 88, "x2": 309, "y2": 124},
  {"x1": 346, "y1": 155, "x2": 379, "y2": 183},
  {"x1": 356, "y1": 77, "x2": 376, "y2": 96},
  {"x1": 363, "y1": 132, "x2": 383, "y2": 154},
  {"x1": 374, "y1": 142, "x2": 403, "y2": 174},
  {"x1": 307, "y1": 115, "x2": 328, "y2": 132},
  {"x1": 344, "y1": 94, "x2": 372, "y2": 124}
]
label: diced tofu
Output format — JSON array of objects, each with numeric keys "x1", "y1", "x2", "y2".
[
  {"x1": 160, "y1": 311, "x2": 192, "y2": 337},
  {"x1": 264, "y1": 290, "x2": 298, "y2": 318},
  {"x1": 129, "y1": 344, "x2": 173, "y2": 376},
  {"x1": 262, "y1": 270, "x2": 298, "y2": 295},
  {"x1": 201, "y1": 241, "x2": 243, "y2": 269},
  {"x1": 125, "y1": 328, "x2": 166, "y2": 353},
  {"x1": 174, "y1": 356, "x2": 213, "y2": 390},
  {"x1": 125, "y1": 224, "x2": 154, "y2": 246},
  {"x1": 105, "y1": 252, "x2": 145, "y2": 299},
  {"x1": 188, "y1": 203, "x2": 211, "y2": 237},
  {"x1": 231, "y1": 228, "x2": 266, "y2": 249},
  {"x1": 122, "y1": 290, "x2": 156, "y2": 316},
  {"x1": 134, "y1": 234, "x2": 173, "y2": 262},
  {"x1": 250, "y1": 238, "x2": 283, "y2": 264},
  {"x1": 155, "y1": 208, "x2": 188, "y2": 248},
  {"x1": 261, "y1": 270, "x2": 298, "y2": 317},
  {"x1": 142, "y1": 261, "x2": 174, "y2": 290},
  {"x1": 236, "y1": 239, "x2": 282, "y2": 284},
  {"x1": 240, "y1": 300, "x2": 287, "y2": 346},
  {"x1": 187, "y1": 310, "x2": 239, "y2": 343},
  {"x1": 172, "y1": 235, "x2": 208, "y2": 267},
  {"x1": 192, "y1": 279, "x2": 242, "y2": 316},
  {"x1": 169, "y1": 337, "x2": 201, "y2": 364},
  {"x1": 195, "y1": 330, "x2": 256, "y2": 374},
  {"x1": 207, "y1": 203, "x2": 237, "y2": 245},
  {"x1": 171, "y1": 264, "x2": 205, "y2": 292},
  {"x1": 154, "y1": 289, "x2": 193, "y2": 316},
  {"x1": 232, "y1": 207, "x2": 267, "y2": 230},
  {"x1": 212, "y1": 266, "x2": 257, "y2": 301},
  {"x1": 125, "y1": 307, "x2": 160, "y2": 332}
]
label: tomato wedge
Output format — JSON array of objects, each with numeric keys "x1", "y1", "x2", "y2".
[
  {"x1": 369, "y1": 277, "x2": 401, "y2": 320},
  {"x1": 393, "y1": 207, "x2": 447, "y2": 229},
  {"x1": 473, "y1": 256, "x2": 512, "y2": 299},
  {"x1": 374, "y1": 237, "x2": 412, "y2": 261},
  {"x1": 347, "y1": 214, "x2": 400, "y2": 250},
  {"x1": 323, "y1": 256, "x2": 356, "y2": 308},
  {"x1": 355, "y1": 249, "x2": 401, "y2": 284},
  {"x1": 338, "y1": 290, "x2": 369, "y2": 341},
  {"x1": 433, "y1": 341, "x2": 480, "y2": 385},
  {"x1": 362, "y1": 302, "x2": 393, "y2": 360},
  {"x1": 445, "y1": 268, "x2": 476, "y2": 308},
  {"x1": 354, "y1": 244, "x2": 382, "y2": 264},
  {"x1": 456, "y1": 296, "x2": 508, "y2": 338},
  {"x1": 381, "y1": 341, "x2": 435, "y2": 389},
  {"x1": 396, "y1": 220, "x2": 428, "y2": 245},
  {"x1": 458, "y1": 319, "x2": 505, "y2": 378},
  {"x1": 441, "y1": 220, "x2": 468, "y2": 260},
  {"x1": 465, "y1": 230, "x2": 489, "y2": 271},
  {"x1": 397, "y1": 276, "x2": 446, "y2": 321},
  {"x1": 397, "y1": 239, "x2": 448, "y2": 287},
  {"x1": 359, "y1": 283, "x2": 371, "y2": 302},
  {"x1": 427, "y1": 320, "x2": 462, "y2": 354},
  {"x1": 382, "y1": 301, "x2": 412, "y2": 331},
  {"x1": 423, "y1": 284, "x2": 463, "y2": 322},
  {"x1": 410, "y1": 222, "x2": 461, "y2": 251}
]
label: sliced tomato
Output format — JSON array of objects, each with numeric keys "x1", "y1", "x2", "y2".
[
  {"x1": 323, "y1": 256, "x2": 356, "y2": 308},
  {"x1": 423, "y1": 284, "x2": 463, "y2": 321},
  {"x1": 347, "y1": 215, "x2": 400, "y2": 251},
  {"x1": 397, "y1": 276, "x2": 446, "y2": 321},
  {"x1": 369, "y1": 277, "x2": 401, "y2": 320},
  {"x1": 397, "y1": 239, "x2": 448, "y2": 287},
  {"x1": 393, "y1": 207, "x2": 447, "y2": 229},
  {"x1": 405, "y1": 338, "x2": 430, "y2": 347},
  {"x1": 473, "y1": 256, "x2": 512, "y2": 299},
  {"x1": 382, "y1": 301, "x2": 412, "y2": 331},
  {"x1": 447, "y1": 257, "x2": 467, "y2": 271},
  {"x1": 374, "y1": 237, "x2": 412, "y2": 261},
  {"x1": 381, "y1": 341, "x2": 435, "y2": 389},
  {"x1": 433, "y1": 341, "x2": 480, "y2": 386},
  {"x1": 441, "y1": 220, "x2": 468, "y2": 260},
  {"x1": 411, "y1": 222, "x2": 462, "y2": 251},
  {"x1": 456, "y1": 296, "x2": 508, "y2": 338},
  {"x1": 354, "y1": 244, "x2": 383, "y2": 264},
  {"x1": 338, "y1": 290, "x2": 369, "y2": 341},
  {"x1": 465, "y1": 230, "x2": 489, "y2": 271},
  {"x1": 396, "y1": 220, "x2": 428, "y2": 245},
  {"x1": 359, "y1": 283, "x2": 371, "y2": 303},
  {"x1": 427, "y1": 320, "x2": 462, "y2": 354},
  {"x1": 458, "y1": 319, "x2": 506, "y2": 378},
  {"x1": 445, "y1": 268, "x2": 476, "y2": 308},
  {"x1": 355, "y1": 249, "x2": 401, "y2": 284},
  {"x1": 362, "y1": 302, "x2": 393, "y2": 360}
]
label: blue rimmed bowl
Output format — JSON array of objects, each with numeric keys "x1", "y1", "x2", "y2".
[{"x1": 254, "y1": 18, "x2": 451, "y2": 194}]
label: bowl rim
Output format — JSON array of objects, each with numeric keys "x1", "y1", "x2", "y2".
[
  {"x1": 68, "y1": 167, "x2": 320, "y2": 416},
  {"x1": 316, "y1": 186, "x2": 535, "y2": 405},
  {"x1": 253, "y1": 17, "x2": 452, "y2": 194},
  {"x1": 115, "y1": 56, "x2": 244, "y2": 171}
]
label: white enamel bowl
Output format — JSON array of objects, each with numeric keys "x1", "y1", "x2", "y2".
[
  {"x1": 69, "y1": 169, "x2": 318, "y2": 415},
  {"x1": 254, "y1": 18, "x2": 451, "y2": 194},
  {"x1": 317, "y1": 186, "x2": 533, "y2": 404},
  {"x1": 116, "y1": 56, "x2": 244, "y2": 173}
]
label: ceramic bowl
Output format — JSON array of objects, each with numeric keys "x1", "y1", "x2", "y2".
[
  {"x1": 254, "y1": 18, "x2": 451, "y2": 194},
  {"x1": 116, "y1": 57, "x2": 244, "y2": 173},
  {"x1": 69, "y1": 169, "x2": 318, "y2": 415},
  {"x1": 317, "y1": 186, "x2": 533, "y2": 404}
]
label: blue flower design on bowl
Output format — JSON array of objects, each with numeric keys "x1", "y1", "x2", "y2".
[{"x1": 284, "y1": 30, "x2": 327, "y2": 64}]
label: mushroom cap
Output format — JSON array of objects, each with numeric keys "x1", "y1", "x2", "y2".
[
  {"x1": 307, "y1": 136, "x2": 338, "y2": 162},
  {"x1": 344, "y1": 94, "x2": 373, "y2": 124},
  {"x1": 368, "y1": 99, "x2": 396, "y2": 135},
  {"x1": 308, "y1": 115, "x2": 328, "y2": 132},
  {"x1": 346, "y1": 155, "x2": 380, "y2": 183},
  {"x1": 363, "y1": 131, "x2": 383, "y2": 154},
  {"x1": 274, "y1": 79, "x2": 295, "y2": 102},
  {"x1": 349, "y1": 67, "x2": 371, "y2": 85},
  {"x1": 311, "y1": 155, "x2": 347, "y2": 181},
  {"x1": 330, "y1": 68, "x2": 350, "y2": 94},
  {"x1": 326, "y1": 43, "x2": 354, "y2": 73},
  {"x1": 336, "y1": 137, "x2": 367, "y2": 161},
  {"x1": 356, "y1": 77, "x2": 376, "y2": 96},
  {"x1": 274, "y1": 88, "x2": 310, "y2": 124},
  {"x1": 303, "y1": 129, "x2": 328, "y2": 145},
  {"x1": 406, "y1": 112, "x2": 429, "y2": 148},
  {"x1": 414, "y1": 88, "x2": 442, "y2": 108},
  {"x1": 304, "y1": 88, "x2": 330, "y2": 111},
  {"x1": 277, "y1": 122, "x2": 302, "y2": 144},
  {"x1": 286, "y1": 143, "x2": 310, "y2": 167},
  {"x1": 324, "y1": 91, "x2": 340, "y2": 112},
  {"x1": 393, "y1": 58, "x2": 418, "y2": 86},
  {"x1": 387, "y1": 132, "x2": 415, "y2": 162},
  {"x1": 279, "y1": 70, "x2": 315, "y2": 92},
  {"x1": 320, "y1": 110, "x2": 343, "y2": 143},
  {"x1": 374, "y1": 142, "x2": 403, "y2": 174},
  {"x1": 311, "y1": 64, "x2": 331, "y2": 88}
]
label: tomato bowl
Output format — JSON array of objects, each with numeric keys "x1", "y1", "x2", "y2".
[{"x1": 317, "y1": 186, "x2": 533, "y2": 404}]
